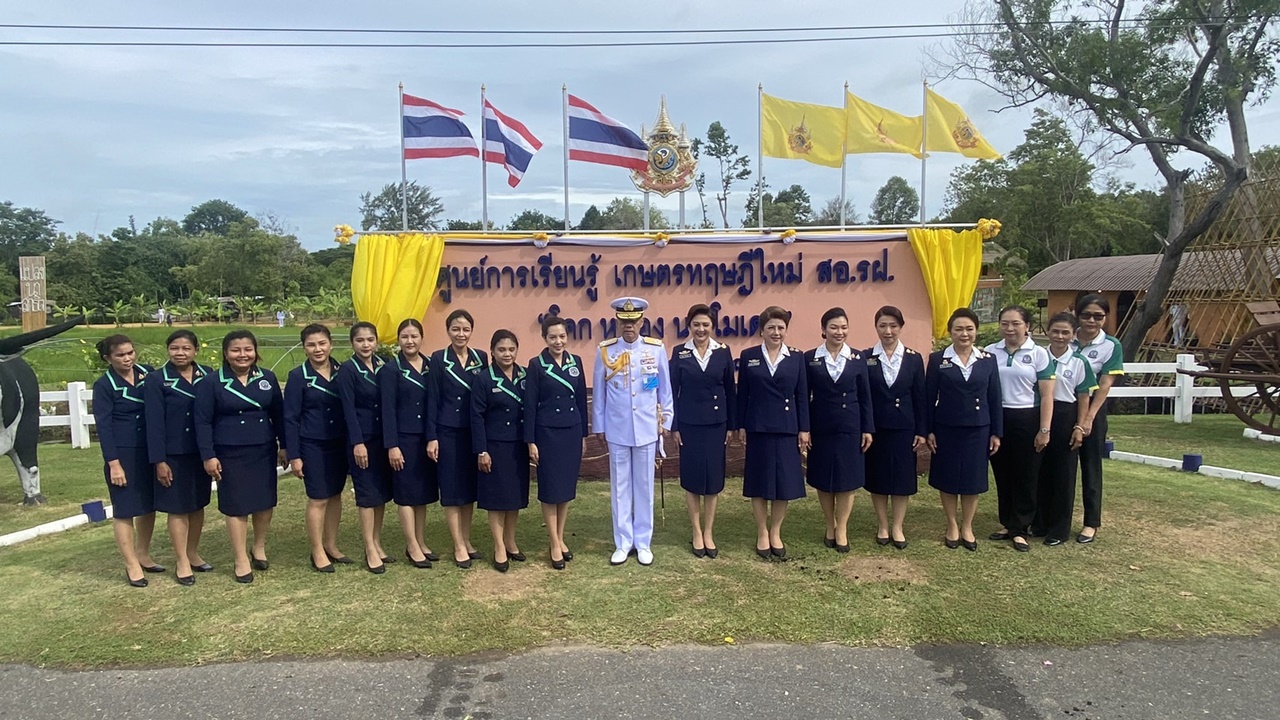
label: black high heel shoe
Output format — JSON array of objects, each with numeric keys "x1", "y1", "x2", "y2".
[
  {"x1": 824, "y1": 537, "x2": 837, "y2": 549},
  {"x1": 454, "y1": 556, "x2": 473, "y2": 569},
  {"x1": 508, "y1": 551, "x2": 526, "y2": 562},
  {"x1": 562, "y1": 548, "x2": 574, "y2": 562},
  {"x1": 944, "y1": 537, "x2": 961, "y2": 549},
  {"x1": 250, "y1": 556, "x2": 269, "y2": 571},
  {"x1": 691, "y1": 542, "x2": 706, "y2": 558},
  {"x1": 311, "y1": 557, "x2": 335, "y2": 574},
  {"x1": 141, "y1": 563, "x2": 166, "y2": 573},
  {"x1": 705, "y1": 546, "x2": 719, "y2": 559},
  {"x1": 234, "y1": 570, "x2": 254, "y2": 584},
  {"x1": 770, "y1": 545, "x2": 786, "y2": 559},
  {"x1": 176, "y1": 574, "x2": 195, "y2": 586},
  {"x1": 755, "y1": 546, "x2": 772, "y2": 560},
  {"x1": 326, "y1": 552, "x2": 354, "y2": 565},
  {"x1": 404, "y1": 550, "x2": 432, "y2": 569},
  {"x1": 493, "y1": 558, "x2": 510, "y2": 573},
  {"x1": 550, "y1": 552, "x2": 566, "y2": 570},
  {"x1": 381, "y1": 556, "x2": 396, "y2": 564},
  {"x1": 893, "y1": 539, "x2": 908, "y2": 550},
  {"x1": 192, "y1": 562, "x2": 214, "y2": 573},
  {"x1": 835, "y1": 543, "x2": 850, "y2": 554},
  {"x1": 424, "y1": 551, "x2": 441, "y2": 562},
  {"x1": 962, "y1": 539, "x2": 978, "y2": 552},
  {"x1": 127, "y1": 575, "x2": 148, "y2": 588},
  {"x1": 365, "y1": 556, "x2": 386, "y2": 575},
  {"x1": 876, "y1": 535, "x2": 892, "y2": 546}
]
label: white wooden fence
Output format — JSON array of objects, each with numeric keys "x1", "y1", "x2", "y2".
[{"x1": 35, "y1": 354, "x2": 1254, "y2": 447}]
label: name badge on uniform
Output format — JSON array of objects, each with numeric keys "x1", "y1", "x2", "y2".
[
  {"x1": 492, "y1": 387, "x2": 503, "y2": 393},
  {"x1": 678, "y1": 350, "x2": 692, "y2": 358},
  {"x1": 258, "y1": 379, "x2": 272, "y2": 390},
  {"x1": 940, "y1": 360, "x2": 953, "y2": 369},
  {"x1": 867, "y1": 358, "x2": 878, "y2": 366},
  {"x1": 643, "y1": 375, "x2": 659, "y2": 391},
  {"x1": 809, "y1": 359, "x2": 823, "y2": 366},
  {"x1": 747, "y1": 358, "x2": 761, "y2": 367},
  {"x1": 640, "y1": 355, "x2": 658, "y2": 375}
]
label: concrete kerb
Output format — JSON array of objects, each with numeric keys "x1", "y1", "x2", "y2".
[{"x1": 1107, "y1": 447, "x2": 1280, "y2": 490}]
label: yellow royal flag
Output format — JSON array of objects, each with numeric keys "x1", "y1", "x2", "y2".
[
  {"x1": 924, "y1": 88, "x2": 1001, "y2": 160},
  {"x1": 761, "y1": 93, "x2": 846, "y2": 168},
  {"x1": 845, "y1": 91, "x2": 922, "y2": 157}
]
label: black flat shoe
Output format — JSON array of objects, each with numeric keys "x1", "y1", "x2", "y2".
[
  {"x1": 250, "y1": 557, "x2": 269, "y2": 571},
  {"x1": 454, "y1": 557, "x2": 473, "y2": 569},
  {"x1": 875, "y1": 535, "x2": 892, "y2": 546},
  {"x1": 770, "y1": 545, "x2": 786, "y2": 559},
  {"x1": 755, "y1": 546, "x2": 772, "y2": 560},
  {"x1": 468, "y1": 551, "x2": 482, "y2": 561},
  {"x1": 192, "y1": 562, "x2": 214, "y2": 573},
  {"x1": 705, "y1": 547, "x2": 719, "y2": 559},
  {"x1": 494, "y1": 559, "x2": 510, "y2": 573},
  {"x1": 365, "y1": 557, "x2": 386, "y2": 575},
  {"x1": 326, "y1": 552, "x2": 354, "y2": 565},
  {"x1": 1076, "y1": 532, "x2": 1096, "y2": 544},
  {"x1": 944, "y1": 538, "x2": 961, "y2": 549},
  {"x1": 962, "y1": 539, "x2": 978, "y2": 552},
  {"x1": 824, "y1": 536, "x2": 836, "y2": 549},
  {"x1": 235, "y1": 571, "x2": 254, "y2": 584},
  {"x1": 1012, "y1": 538, "x2": 1031, "y2": 553},
  {"x1": 176, "y1": 574, "x2": 195, "y2": 586},
  {"x1": 893, "y1": 540, "x2": 908, "y2": 550},
  {"x1": 127, "y1": 575, "x2": 148, "y2": 588},
  {"x1": 835, "y1": 544, "x2": 850, "y2": 553},
  {"x1": 691, "y1": 543, "x2": 706, "y2": 558},
  {"x1": 1044, "y1": 537, "x2": 1064, "y2": 547},
  {"x1": 988, "y1": 530, "x2": 1011, "y2": 541},
  {"x1": 509, "y1": 551, "x2": 526, "y2": 562},
  {"x1": 141, "y1": 564, "x2": 166, "y2": 573},
  {"x1": 381, "y1": 556, "x2": 396, "y2": 564},
  {"x1": 311, "y1": 558, "x2": 335, "y2": 573},
  {"x1": 404, "y1": 550, "x2": 432, "y2": 569}
]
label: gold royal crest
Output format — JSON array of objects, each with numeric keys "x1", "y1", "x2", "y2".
[
  {"x1": 951, "y1": 118, "x2": 980, "y2": 149},
  {"x1": 788, "y1": 116, "x2": 814, "y2": 154}
]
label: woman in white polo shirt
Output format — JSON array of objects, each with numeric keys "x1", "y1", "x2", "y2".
[
  {"x1": 1034, "y1": 312, "x2": 1098, "y2": 545},
  {"x1": 985, "y1": 306, "x2": 1055, "y2": 553},
  {"x1": 1072, "y1": 294, "x2": 1125, "y2": 544}
]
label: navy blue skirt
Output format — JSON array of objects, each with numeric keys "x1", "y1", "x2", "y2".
[
  {"x1": 927, "y1": 425, "x2": 991, "y2": 495},
  {"x1": 478, "y1": 440, "x2": 530, "y2": 511},
  {"x1": 350, "y1": 436, "x2": 393, "y2": 508},
  {"x1": 392, "y1": 433, "x2": 438, "y2": 506},
  {"x1": 300, "y1": 437, "x2": 349, "y2": 500},
  {"x1": 865, "y1": 429, "x2": 919, "y2": 496},
  {"x1": 104, "y1": 444, "x2": 154, "y2": 519},
  {"x1": 215, "y1": 442, "x2": 279, "y2": 516},
  {"x1": 806, "y1": 432, "x2": 866, "y2": 493},
  {"x1": 535, "y1": 424, "x2": 580, "y2": 504},
  {"x1": 154, "y1": 452, "x2": 213, "y2": 514},
  {"x1": 743, "y1": 432, "x2": 805, "y2": 501},
  {"x1": 436, "y1": 426, "x2": 478, "y2": 507},
  {"x1": 678, "y1": 423, "x2": 728, "y2": 495}
]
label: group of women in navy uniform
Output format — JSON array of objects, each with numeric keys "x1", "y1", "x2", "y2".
[{"x1": 93, "y1": 294, "x2": 1120, "y2": 585}]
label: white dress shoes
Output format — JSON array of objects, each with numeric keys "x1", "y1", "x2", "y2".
[
  {"x1": 637, "y1": 548, "x2": 654, "y2": 566},
  {"x1": 610, "y1": 548, "x2": 630, "y2": 566}
]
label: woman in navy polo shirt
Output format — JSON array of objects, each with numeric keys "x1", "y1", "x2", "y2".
[
  {"x1": 380, "y1": 318, "x2": 438, "y2": 570},
  {"x1": 337, "y1": 321, "x2": 395, "y2": 573},
  {"x1": 194, "y1": 330, "x2": 286, "y2": 584},
  {"x1": 925, "y1": 308, "x2": 1003, "y2": 551},
  {"x1": 144, "y1": 329, "x2": 214, "y2": 585},
  {"x1": 428, "y1": 309, "x2": 489, "y2": 569},
  {"x1": 524, "y1": 315, "x2": 588, "y2": 570},
  {"x1": 864, "y1": 306, "x2": 927, "y2": 550},
  {"x1": 471, "y1": 329, "x2": 529, "y2": 573},
  {"x1": 736, "y1": 306, "x2": 810, "y2": 560},
  {"x1": 984, "y1": 305, "x2": 1055, "y2": 553},
  {"x1": 804, "y1": 307, "x2": 873, "y2": 553},
  {"x1": 285, "y1": 324, "x2": 350, "y2": 573},
  {"x1": 93, "y1": 334, "x2": 159, "y2": 587}
]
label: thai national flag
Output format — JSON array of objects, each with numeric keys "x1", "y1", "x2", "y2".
[
  {"x1": 483, "y1": 100, "x2": 542, "y2": 187},
  {"x1": 567, "y1": 95, "x2": 648, "y2": 172},
  {"x1": 402, "y1": 93, "x2": 479, "y2": 160}
]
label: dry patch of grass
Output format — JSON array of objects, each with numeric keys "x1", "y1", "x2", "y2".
[
  {"x1": 834, "y1": 555, "x2": 929, "y2": 585},
  {"x1": 461, "y1": 564, "x2": 550, "y2": 605}
]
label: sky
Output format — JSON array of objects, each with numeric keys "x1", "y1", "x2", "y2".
[{"x1": 3, "y1": 1, "x2": 1279, "y2": 250}]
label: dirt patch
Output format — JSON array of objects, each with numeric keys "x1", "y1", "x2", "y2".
[
  {"x1": 1124, "y1": 515, "x2": 1280, "y2": 573},
  {"x1": 834, "y1": 555, "x2": 929, "y2": 584},
  {"x1": 461, "y1": 565, "x2": 549, "y2": 605}
]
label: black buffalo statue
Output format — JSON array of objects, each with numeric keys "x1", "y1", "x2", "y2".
[{"x1": 0, "y1": 317, "x2": 84, "y2": 505}]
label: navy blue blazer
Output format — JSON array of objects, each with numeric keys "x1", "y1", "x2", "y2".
[
  {"x1": 924, "y1": 349, "x2": 1005, "y2": 436},
  {"x1": 523, "y1": 349, "x2": 588, "y2": 441},
  {"x1": 144, "y1": 362, "x2": 213, "y2": 463},
  {"x1": 735, "y1": 346, "x2": 810, "y2": 435},
  {"x1": 93, "y1": 365, "x2": 153, "y2": 462},
  {"x1": 193, "y1": 365, "x2": 285, "y2": 460},
  {"x1": 429, "y1": 346, "x2": 489, "y2": 431},
  {"x1": 863, "y1": 346, "x2": 927, "y2": 436},
  {"x1": 669, "y1": 344, "x2": 737, "y2": 430},
  {"x1": 471, "y1": 364, "x2": 527, "y2": 452},
  {"x1": 283, "y1": 360, "x2": 345, "y2": 460},
  {"x1": 379, "y1": 352, "x2": 435, "y2": 446},
  {"x1": 804, "y1": 348, "x2": 875, "y2": 436},
  {"x1": 337, "y1": 355, "x2": 384, "y2": 446}
]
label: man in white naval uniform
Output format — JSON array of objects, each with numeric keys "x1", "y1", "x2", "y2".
[{"x1": 593, "y1": 297, "x2": 673, "y2": 567}]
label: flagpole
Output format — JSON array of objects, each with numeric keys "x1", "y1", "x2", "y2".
[
  {"x1": 919, "y1": 80, "x2": 928, "y2": 226},
  {"x1": 480, "y1": 84, "x2": 489, "y2": 230},
  {"x1": 757, "y1": 83, "x2": 763, "y2": 230},
  {"x1": 399, "y1": 82, "x2": 409, "y2": 231},
  {"x1": 562, "y1": 84, "x2": 570, "y2": 232},
  {"x1": 840, "y1": 81, "x2": 849, "y2": 229}
]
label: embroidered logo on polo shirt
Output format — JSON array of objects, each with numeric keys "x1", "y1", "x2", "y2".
[
  {"x1": 1089, "y1": 350, "x2": 1099, "y2": 359},
  {"x1": 1021, "y1": 355, "x2": 1032, "y2": 364}
]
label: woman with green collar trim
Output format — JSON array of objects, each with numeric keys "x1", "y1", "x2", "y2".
[{"x1": 470, "y1": 329, "x2": 529, "y2": 573}]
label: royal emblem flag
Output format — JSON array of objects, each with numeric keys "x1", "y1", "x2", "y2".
[
  {"x1": 845, "y1": 91, "x2": 923, "y2": 157},
  {"x1": 567, "y1": 95, "x2": 649, "y2": 172},
  {"x1": 923, "y1": 88, "x2": 1001, "y2": 160},
  {"x1": 483, "y1": 100, "x2": 542, "y2": 187},
  {"x1": 760, "y1": 93, "x2": 845, "y2": 168},
  {"x1": 402, "y1": 93, "x2": 480, "y2": 160}
]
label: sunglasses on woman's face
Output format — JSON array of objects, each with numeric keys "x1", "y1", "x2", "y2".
[{"x1": 1079, "y1": 312, "x2": 1107, "y2": 320}]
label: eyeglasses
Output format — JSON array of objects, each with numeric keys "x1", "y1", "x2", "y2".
[{"x1": 1079, "y1": 312, "x2": 1107, "y2": 320}]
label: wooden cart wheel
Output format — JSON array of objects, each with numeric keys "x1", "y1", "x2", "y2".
[{"x1": 1217, "y1": 323, "x2": 1280, "y2": 434}]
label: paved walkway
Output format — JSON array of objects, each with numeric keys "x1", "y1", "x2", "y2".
[{"x1": 3, "y1": 633, "x2": 1276, "y2": 719}]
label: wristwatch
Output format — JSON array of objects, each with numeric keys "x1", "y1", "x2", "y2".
[{"x1": 1039, "y1": 427, "x2": 1050, "y2": 434}]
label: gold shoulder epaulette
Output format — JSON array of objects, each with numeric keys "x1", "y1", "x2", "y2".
[
  {"x1": 599, "y1": 338, "x2": 619, "y2": 347},
  {"x1": 643, "y1": 337, "x2": 664, "y2": 346}
]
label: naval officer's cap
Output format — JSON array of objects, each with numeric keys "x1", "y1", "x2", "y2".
[{"x1": 611, "y1": 297, "x2": 648, "y2": 322}]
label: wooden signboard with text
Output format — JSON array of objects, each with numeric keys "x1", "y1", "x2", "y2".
[{"x1": 18, "y1": 256, "x2": 46, "y2": 332}]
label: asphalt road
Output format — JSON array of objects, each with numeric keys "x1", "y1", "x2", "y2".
[{"x1": 2, "y1": 633, "x2": 1275, "y2": 719}]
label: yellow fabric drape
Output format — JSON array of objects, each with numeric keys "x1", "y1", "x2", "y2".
[
  {"x1": 908, "y1": 227, "x2": 985, "y2": 339},
  {"x1": 351, "y1": 233, "x2": 445, "y2": 344}
]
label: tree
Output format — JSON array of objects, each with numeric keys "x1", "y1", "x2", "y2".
[
  {"x1": 444, "y1": 219, "x2": 495, "y2": 231},
  {"x1": 359, "y1": 181, "x2": 444, "y2": 231},
  {"x1": 575, "y1": 205, "x2": 605, "y2": 231},
  {"x1": 0, "y1": 201, "x2": 58, "y2": 276},
  {"x1": 813, "y1": 196, "x2": 861, "y2": 226},
  {"x1": 953, "y1": 0, "x2": 1279, "y2": 359},
  {"x1": 744, "y1": 183, "x2": 815, "y2": 227},
  {"x1": 869, "y1": 176, "x2": 921, "y2": 224},
  {"x1": 596, "y1": 198, "x2": 670, "y2": 230},
  {"x1": 182, "y1": 199, "x2": 250, "y2": 236},
  {"x1": 688, "y1": 138, "x2": 714, "y2": 228},
  {"x1": 507, "y1": 209, "x2": 562, "y2": 232},
  {"x1": 702, "y1": 122, "x2": 752, "y2": 228}
]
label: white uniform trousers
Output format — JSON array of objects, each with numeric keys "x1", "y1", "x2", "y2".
[{"x1": 608, "y1": 441, "x2": 656, "y2": 552}]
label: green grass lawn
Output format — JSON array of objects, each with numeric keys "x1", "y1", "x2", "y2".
[
  {"x1": 1, "y1": 442, "x2": 1278, "y2": 668},
  {"x1": 1107, "y1": 414, "x2": 1279, "y2": 474}
]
